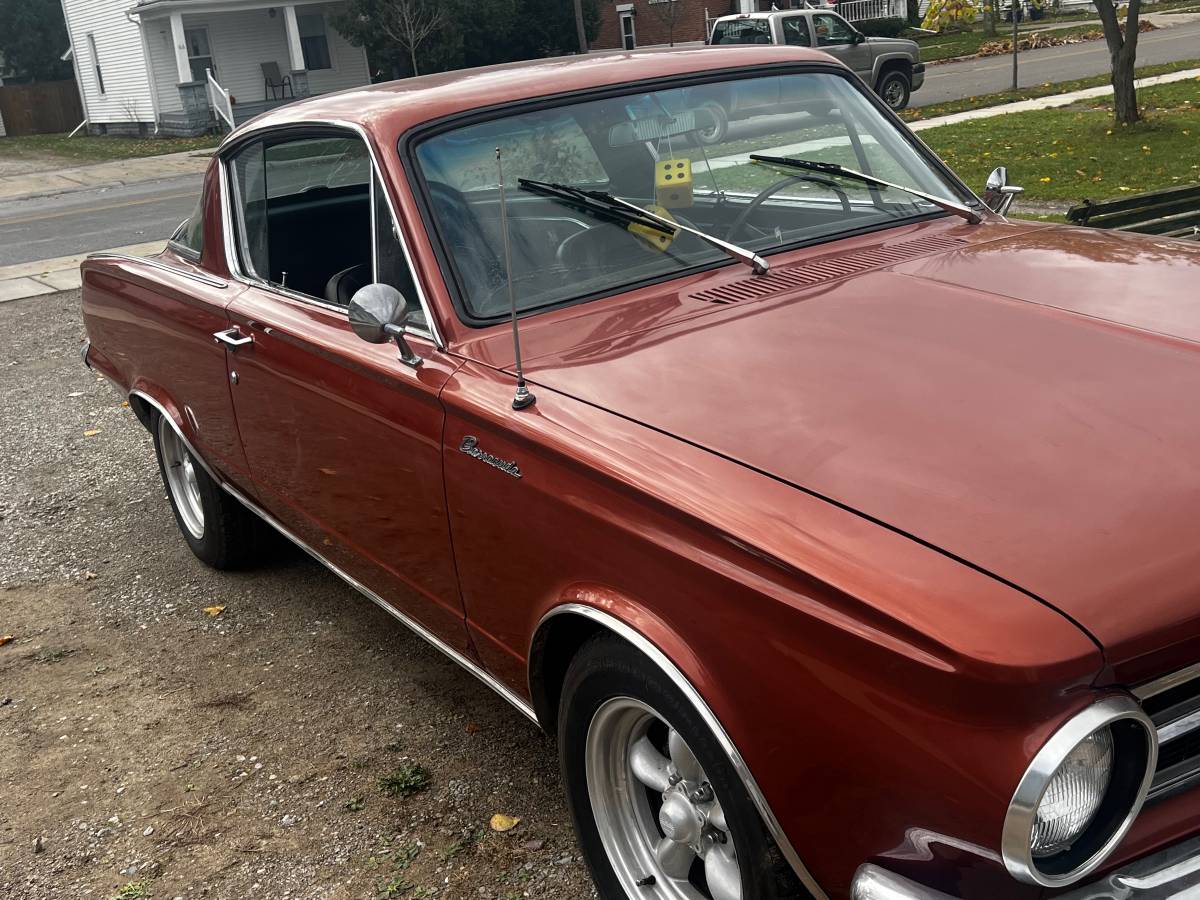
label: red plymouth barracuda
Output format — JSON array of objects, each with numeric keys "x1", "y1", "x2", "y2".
[{"x1": 80, "y1": 46, "x2": 1200, "y2": 900}]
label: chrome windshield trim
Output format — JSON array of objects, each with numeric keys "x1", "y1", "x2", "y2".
[
  {"x1": 533, "y1": 603, "x2": 831, "y2": 900},
  {"x1": 87, "y1": 252, "x2": 228, "y2": 289},
  {"x1": 217, "y1": 118, "x2": 445, "y2": 351}
]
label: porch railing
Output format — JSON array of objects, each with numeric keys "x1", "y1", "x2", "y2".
[
  {"x1": 836, "y1": 0, "x2": 908, "y2": 22},
  {"x1": 207, "y1": 68, "x2": 235, "y2": 131}
]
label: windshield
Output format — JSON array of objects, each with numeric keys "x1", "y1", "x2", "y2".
[{"x1": 413, "y1": 70, "x2": 971, "y2": 322}]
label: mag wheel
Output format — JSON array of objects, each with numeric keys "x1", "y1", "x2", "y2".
[
  {"x1": 560, "y1": 634, "x2": 805, "y2": 900},
  {"x1": 152, "y1": 411, "x2": 262, "y2": 570}
]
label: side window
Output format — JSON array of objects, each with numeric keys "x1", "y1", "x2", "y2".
[
  {"x1": 782, "y1": 17, "x2": 811, "y2": 46},
  {"x1": 298, "y1": 14, "x2": 332, "y2": 70},
  {"x1": 227, "y1": 131, "x2": 423, "y2": 321},
  {"x1": 170, "y1": 194, "x2": 205, "y2": 258},
  {"x1": 813, "y1": 14, "x2": 854, "y2": 46}
]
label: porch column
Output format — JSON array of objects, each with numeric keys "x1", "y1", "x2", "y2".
[
  {"x1": 169, "y1": 12, "x2": 192, "y2": 84},
  {"x1": 283, "y1": 5, "x2": 306, "y2": 73}
]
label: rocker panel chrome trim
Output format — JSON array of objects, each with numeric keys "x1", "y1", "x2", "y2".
[
  {"x1": 535, "y1": 603, "x2": 831, "y2": 900},
  {"x1": 220, "y1": 482, "x2": 538, "y2": 726}
]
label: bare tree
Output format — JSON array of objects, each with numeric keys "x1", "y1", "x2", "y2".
[
  {"x1": 573, "y1": 0, "x2": 589, "y2": 52},
  {"x1": 1093, "y1": 0, "x2": 1142, "y2": 124},
  {"x1": 377, "y1": 0, "x2": 446, "y2": 76},
  {"x1": 647, "y1": 0, "x2": 684, "y2": 46}
]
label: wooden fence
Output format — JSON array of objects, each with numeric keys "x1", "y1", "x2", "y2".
[{"x1": 0, "y1": 80, "x2": 84, "y2": 137}]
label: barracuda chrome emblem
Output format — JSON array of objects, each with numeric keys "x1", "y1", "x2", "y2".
[{"x1": 459, "y1": 436, "x2": 522, "y2": 479}]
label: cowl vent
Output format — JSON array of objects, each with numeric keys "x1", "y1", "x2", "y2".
[{"x1": 690, "y1": 234, "x2": 968, "y2": 305}]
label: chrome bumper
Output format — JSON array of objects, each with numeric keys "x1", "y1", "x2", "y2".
[{"x1": 853, "y1": 836, "x2": 1200, "y2": 900}]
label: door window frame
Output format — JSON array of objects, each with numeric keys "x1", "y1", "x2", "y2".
[
  {"x1": 218, "y1": 121, "x2": 443, "y2": 349},
  {"x1": 619, "y1": 11, "x2": 637, "y2": 50},
  {"x1": 184, "y1": 26, "x2": 216, "y2": 82}
]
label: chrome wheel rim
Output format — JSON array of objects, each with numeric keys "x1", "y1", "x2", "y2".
[
  {"x1": 586, "y1": 697, "x2": 742, "y2": 900},
  {"x1": 883, "y1": 79, "x2": 905, "y2": 109},
  {"x1": 159, "y1": 418, "x2": 204, "y2": 540}
]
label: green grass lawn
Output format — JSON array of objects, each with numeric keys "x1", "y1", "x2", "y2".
[
  {"x1": 0, "y1": 132, "x2": 219, "y2": 164},
  {"x1": 903, "y1": 58, "x2": 1200, "y2": 121},
  {"x1": 918, "y1": 78, "x2": 1200, "y2": 202}
]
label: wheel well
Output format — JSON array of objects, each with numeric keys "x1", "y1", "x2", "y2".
[
  {"x1": 128, "y1": 393, "x2": 154, "y2": 431},
  {"x1": 528, "y1": 612, "x2": 607, "y2": 735},
  {"x1": 876, "y1": 59, "x2": 911, "y2": 87}
]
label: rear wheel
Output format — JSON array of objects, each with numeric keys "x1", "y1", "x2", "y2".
[
  {"x1": 559, "y1": 634, "x2": 805, "y2": 900},
  {"x1": 877, "y1": 70, "x2": 911, "y2": 111},
  {"x1": 695, "y1": 102, "x2": 729, "y2": 145},
  {"x1": 152, "y1": 412, "x2": 262, "y2": 569}
]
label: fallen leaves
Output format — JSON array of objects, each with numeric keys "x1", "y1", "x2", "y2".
[
  {"x1": 489, "y1": 813, "x2": 521, "y2": 833},
  {"x1": 83, "y1": 429, "x2": 101, "y2": 437},
  {"x1": 202, "y1": 605, "x2": 226, "y2": 617},
  {"x1": 0, "y1": 635, "x2": 13, "y2": 649}
]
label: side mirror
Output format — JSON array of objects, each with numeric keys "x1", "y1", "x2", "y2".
[
  {"x1": 982, "y1": 166, "x2": 1024, "y2": 216},
  {"x1": 852, "y1": 31, "x2": 865, "y2": 43},
  {"x1": 348, "y1": 283, "x2": 422, "y2": 367}
]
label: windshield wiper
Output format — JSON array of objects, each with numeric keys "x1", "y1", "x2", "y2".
[
  {"x1": 749, "y1": 155, "x2": 982, "y2": 225},
  {"x1": 519, "y1": 179, "x2": 769, "y2": 276}
]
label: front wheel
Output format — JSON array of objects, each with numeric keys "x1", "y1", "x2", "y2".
[
  {"x1": 877, "y1": 70, "x2": 911, "y2": 111},
  {"x1": 152, "y1": 412, "x2": 262, "y2": 569},
  {"x1": 559, "y1": 634, "x2": 805, "y2": 900}
]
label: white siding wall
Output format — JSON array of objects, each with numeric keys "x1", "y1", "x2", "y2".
[
  {"x1": 144, "y1": 20, "x2": 184, "y2": 114},
  {"x1": 179, "y1": 3, "x2": 366, "y2": 110},
  {"x1": 61, "y1": 0, "x2": 156, "y2": 124}
]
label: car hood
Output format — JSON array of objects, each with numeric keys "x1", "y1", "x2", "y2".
[{"x1": 521, "y1": 225, "x2": 1200, "y2": 679}]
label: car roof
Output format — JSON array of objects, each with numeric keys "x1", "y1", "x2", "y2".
[
  {"x1": 222, "y1": 45, "x2": 837, "y2": 148},
  {"x1": 714, "y1": 10, "x2": 814, "y2": 18}
]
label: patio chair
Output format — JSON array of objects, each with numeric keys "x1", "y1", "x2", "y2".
[{"x1": 261, "y1": 62, "x2": 294, "y2": 101}]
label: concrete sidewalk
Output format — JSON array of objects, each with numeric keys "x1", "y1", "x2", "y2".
[
  {"x1": 0, "y1": 150, "x2": 212, "y2": 203},
  {"x1": 0, "y1": 241, "x2": 165, "y2": 304},
  {"x1": 908, "y1": 65, "x2": 1200, "y2": 130}
]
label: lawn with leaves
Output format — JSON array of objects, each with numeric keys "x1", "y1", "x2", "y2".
[
  {"x1": 919, "y1": 78, "x2": 1200, "y2": 202},
  {"x1": 903, "y1": 58, "x2": 1200, "y2": 121},
  {"x1": 0, "y1": 132, "x2": 218, "y2": 164},
  {"x1": 914, "y1": 22, "x2": 1113, "y2": 62}
]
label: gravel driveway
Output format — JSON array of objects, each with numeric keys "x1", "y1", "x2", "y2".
[{"x1": 0, "y1": 291, "x2": 594, "y2": 899}]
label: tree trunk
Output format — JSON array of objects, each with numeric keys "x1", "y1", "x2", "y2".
[
  {"x1": 1111, "y1": 47, "x2": 1139, "y2": 124},
  {"x1": 410, "y1": 44, "x2": 420, "y2": 76},
  {"x1": 982, "y1": 2, "x2": 997, "y2": 37}
]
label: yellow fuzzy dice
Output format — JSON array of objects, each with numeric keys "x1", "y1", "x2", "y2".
[{"x1": 655, "y1": 158, "x2": 693, "y2": 209}]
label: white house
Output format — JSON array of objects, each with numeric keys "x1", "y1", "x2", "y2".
[{"x1": 57, "y1": 0, "x2": 372, "y2": 135}]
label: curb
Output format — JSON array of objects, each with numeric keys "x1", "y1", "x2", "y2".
[{"x1": 0, "y1": 241, "x2": 165, "y2": 304}]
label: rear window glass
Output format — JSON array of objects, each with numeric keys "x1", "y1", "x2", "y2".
[{"x1": 711, "y1": 19, "x2": 772, "y2": 44}]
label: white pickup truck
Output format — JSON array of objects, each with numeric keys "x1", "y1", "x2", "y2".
[{"x1": 708, "y1": 10, "x2": 925, "y2": 111}]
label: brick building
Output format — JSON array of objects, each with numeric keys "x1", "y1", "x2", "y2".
[{"x1": 593, "y1": 0, "x2": 810, "y2": 50}]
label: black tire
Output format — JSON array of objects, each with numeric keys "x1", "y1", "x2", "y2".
[
  {"x1": 696, "y1": 101, "x2": 730, "y2": 146},
  {"x1": 151, "y1": 411, "x2": 262, "y2": 570},
  {"x1": 559, "y1": 633, "x2": 808, "y2": 900},
  {"x1": 877, "y1": 70, "x2": 911, "y2": 111}
]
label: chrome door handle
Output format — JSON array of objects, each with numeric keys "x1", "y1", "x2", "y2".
[{"x1": 213, "y1": 327, "x2": 253, "y2": 349}]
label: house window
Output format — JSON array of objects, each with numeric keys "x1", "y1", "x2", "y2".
[
  {"x1": 619, "y1": 11, "x2": 636, "y2": 50},
  {"x1": 298, "y1": 14, "x2": 332, "y2": 70},
  {"x1": 185, "y1": 27, "x2": 215, "y2": 82},
  {"x1": 87, "y1": 33, "x2": 105, "y2": 94}
]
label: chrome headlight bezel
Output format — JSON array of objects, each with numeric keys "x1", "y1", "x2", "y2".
[{"x1": 1002, "y1": 695, "x2": 1157, "y2": 888}]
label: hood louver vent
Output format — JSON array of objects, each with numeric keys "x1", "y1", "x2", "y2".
[{"x1": 690, "y1": 234, "x2": 967, "y2": 305}]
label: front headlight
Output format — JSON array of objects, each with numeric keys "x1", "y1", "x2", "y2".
[{"x1": 1002, "y1": 696, "x2": 1156, "y2": 888}]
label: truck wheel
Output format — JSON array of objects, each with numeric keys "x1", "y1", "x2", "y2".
[
  {"x1": 877, "y1": 70, "x2": 911, "y2": 111},
  {"x1": 559, "y1": 633, "x2": 806, "y2": 900},
  {"x1": 152, "y1": 412, "x2": 261, "y2": 570},
  {"x1": 696, "y1": 102, "x2": 729, "y2": 145}
]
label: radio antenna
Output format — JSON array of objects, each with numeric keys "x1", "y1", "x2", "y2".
[{"x1": 496, "y1": 147, "x2": 535, "y2": 411}]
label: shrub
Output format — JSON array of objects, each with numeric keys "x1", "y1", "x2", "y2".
[{"x1": 857, "y1": 16, "x2": 909, "y2": 37}]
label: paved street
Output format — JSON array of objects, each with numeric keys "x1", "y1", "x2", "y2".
[
  {"x1": 0, "y1": 173, "x2": 200, "y2": 267},
  {"x1": 914, "y1": 20, "x2": 1200, "y2": 106}
]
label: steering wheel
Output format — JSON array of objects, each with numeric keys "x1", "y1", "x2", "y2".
[
  {"x1": 725, "y1": 175, "x2": 853, "y2": 243},
  {"x1": 555, "y1": 212, "x2": 706, "y2": 270}
]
